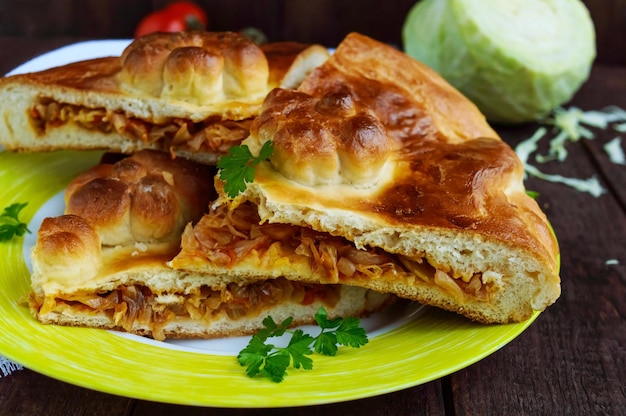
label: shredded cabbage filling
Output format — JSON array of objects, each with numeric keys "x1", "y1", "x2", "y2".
[
  {"x1": 32, "y1": 279, "x2": 341, "y2": 341},
  {"x1": 182, "y1": 202, "x2": 496, "y2": 303},
  {"x1": 29, "y1": 98, "x2": 251, "y2": 155}
]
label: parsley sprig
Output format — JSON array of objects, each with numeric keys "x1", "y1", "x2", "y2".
[
  {"x1": 0, "y1": 202, "x2": 31, "y2": 242},
  {"x1": 237, "y1": 307, "x2": 368, "y2": 382},
  {"x1": 217, "y1": 141, "x2": 274, "y2": 198}
]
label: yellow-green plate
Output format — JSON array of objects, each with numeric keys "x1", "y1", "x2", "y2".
[
  {"x1": 0, "y1": 42, "x2": 539, "y2": 407},
  {"x1": 0, "y1": 150, "x2": 539, "y2": 407}
]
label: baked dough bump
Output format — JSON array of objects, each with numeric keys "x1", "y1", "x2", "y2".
[
  {"x1": 253, "y1": 88, "x2": 392, "y2": 187},
  {"x1": 64, "y1": 150, "x2": 214, "y2": 246},
  {"x1": 119, "y1": 31, "x2": 269, "y2": 104}
]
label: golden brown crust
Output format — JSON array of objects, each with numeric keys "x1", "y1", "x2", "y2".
[
  {"x1": 35, "y1": 214, "x2": 101, "y2": 268},
  {"x1": 261, "y1": 42, "x2": 330, "y2": 88},
  {"x1": 120, "y1": 31, "x2": 269, "y2": 104},
  {"x1": 64, "y1": 150, "x2": 215, "y2": 246},
  {"x1": 251, "y1": 88, "x2": 391, "y2": 186},
  {"x1": 30, "y1": 152, "x2": 209, "y2": 307},
  {"x1": 238, "y1": 32, "x2": 558, "y2": 271},
  {"x1": 31, "y1": 152, "x2": 216, "y2": 300},
  {"x1": 9, "y1": 57, "x2": 123, "y2": 93},
  {"x1": 31, "y1": 214, "x2": 103, "y2": 297},
  {"x1": 299, "y1": 33, "x2": 498, "y2": 145}
]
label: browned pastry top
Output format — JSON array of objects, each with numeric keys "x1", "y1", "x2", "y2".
[
  {"x1": 261, "y1": 41, "x2": 330, "y2": 89},
  {"x1": 64, "y1": 150, "x2": 215, "y2": 246},
  {"x1": 253, "y1": 87, "x2": 391, "y2": 186},
  {"x1": 119, "y1": 31, "x2": 270, "y2": 104}
]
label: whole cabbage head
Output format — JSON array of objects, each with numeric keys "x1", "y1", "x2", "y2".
[{"x1": 402, "y1": 0, "x2": 596, "y2": 124}]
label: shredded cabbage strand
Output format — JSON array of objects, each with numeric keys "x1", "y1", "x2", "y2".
[
  {"x1": 604, "y1": 137, "x2": 626, "y2": 165},
  {"x1": 515, "y1": 106, "x2": 626, "y2": 197},
  {"x1": 524, "y1": 164, "x2": 606, "y2": 198},
  {"x1": 535, "y1": 106, "x2": 626, "y2": 163}
]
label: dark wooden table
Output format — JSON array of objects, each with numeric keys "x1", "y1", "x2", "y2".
[{"x1": 0, "y1": 36, "x2": 624, "y2": 416}]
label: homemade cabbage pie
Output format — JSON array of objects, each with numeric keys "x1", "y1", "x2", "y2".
[{"x1": 4, "y1": 31, "x2": 560, "y2": 339}]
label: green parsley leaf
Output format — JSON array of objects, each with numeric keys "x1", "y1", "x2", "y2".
[
  {"x1": 314, "y1": 330, "x2": 339, "y2": 356},
  {"x1": 334, "y1": 316, "x2": 368, "y2": 349},
  {"x1": 237, "y1": 315, "x2": 294, "y2": 379},
  {"x1": 261, "y1": 350, "x2": 291, "y2": 383},
  {"x1": 257, "y1": 139, "x2": 275, "y2": 160},
  {"x1": 217, "y1": 141, "x2": 274, "y2": 198},
  {"x1": 313, "y1": 308, "x2": 368, "y2": 355},
  {"x1": 237, "y1": 307, "x2": 368, "y2": 382},
  {"x1": 314, "y1": 306, "x2": 343, "y2": 329},
  {"x1": 0, "y1": 202, "x2": 31, "y2": 242},
  {"x1": 286, "y1": 330, "x2": 314, "y2": 370},
  {"x1": 256, "y1": 315, "x2": 292, "y2": 342},
  {"x1": 525, "y1": 190, "x2": 540, "y2": 199},
  {"x1": 237, "y1": 336, "x2": 273, "y2": 378}
]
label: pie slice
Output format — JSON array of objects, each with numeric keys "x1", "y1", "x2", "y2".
[
  {"x1": 171, "y1": 33, "x2": 561, "y2": 324},
  {"x1": 0, "y1": 31, "x2": 329, "y2": 164}
]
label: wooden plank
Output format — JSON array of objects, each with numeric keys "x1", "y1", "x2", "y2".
[
  {"x1": 194, "y1": 0, "x2": 284, "y2": 42},
  {"x1": 451, "y1": 188, "x2": 626, "y2": 414},
  {"x1": 0, "y1": 0, "x2": 149, "y2": 38},
  {"x1": 282, "y1": 0, "x2": 415, "y2": 47},
  {"x1": 583, "y1": 0, "x2": 626, "y2": 65},
  {"x1": 0, "y1": 369, "x2": 133, "y2": 416}
]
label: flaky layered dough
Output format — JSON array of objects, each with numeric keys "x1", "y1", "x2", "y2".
[
  {"x1": 206, "y1": 33, "x2": 560, "y2": 323},
  {"x1": 0, "y1": 31, "x2": 329, "y2": 163}
]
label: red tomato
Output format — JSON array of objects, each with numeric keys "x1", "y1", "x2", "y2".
[
  {"x1": 165, "y1": 1, "x2": 208, "y2": 27},
  {"x1": 134, "y1": 12, "x2": 185, "y2": 38},
  {"x1": 134, "y1": 2, "x2": 208, "y2": 38}
]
